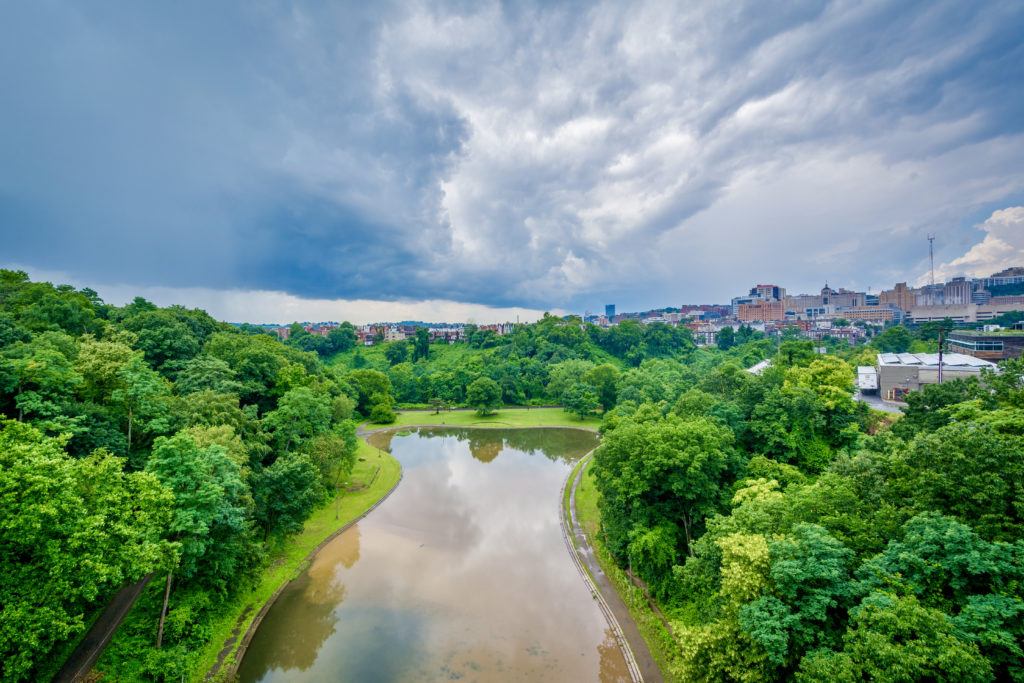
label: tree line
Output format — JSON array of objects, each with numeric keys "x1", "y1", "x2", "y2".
[
  {"x1": 588, "y1": 338, "x2": 1024, "y2": 680},
  {"x1": 0, "y1": 272, "x2": 712, "y2": 681}
]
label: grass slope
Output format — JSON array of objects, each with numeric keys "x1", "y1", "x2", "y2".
[
  {"x1": 190, "y1": 440, "x2": 400, "y2": 681},
  {"x1": 575, "y1": 460, "x2": 682, "y2": 681}
]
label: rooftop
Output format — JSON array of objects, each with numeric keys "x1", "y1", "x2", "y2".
[
  {"x1": 877, "y1": 352, "x2": 997, "y2": 368},
  {"x1": 950, "y1": 329, "x2": 1024, "y2": 337}
]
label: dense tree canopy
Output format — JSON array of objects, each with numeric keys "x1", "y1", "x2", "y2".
[{"x1": 2, "y1": 270, "x2": 1022, "y2": 681}]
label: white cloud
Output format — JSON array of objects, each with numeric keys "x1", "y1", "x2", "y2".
[
  {"x1": 2, "y1": 1, "x2": 1022, "y2": 310},
  {"x1": 930, "y1": 207, "x2": 1024, "y2": 283},
  {"x1": 4, "y1": 264, "x2": 557, "y2": 325}
]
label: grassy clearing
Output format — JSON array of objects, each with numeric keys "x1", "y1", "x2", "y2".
[
  {"x1": 192, "y1": 440, "x2": 401, "y2": 681},
  {"x1": 575, "y1": 460, "x2": 682, "y2": 682},
  {"x1": 384, "y1": 406, "x2": 602, "y2": 431},
  {"x1": 562, "y1": 455, "x2": 589, "y2": 550}
]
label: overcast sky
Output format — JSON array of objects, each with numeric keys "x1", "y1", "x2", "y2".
[{"x1": 2, "y1": 1, "x2": 1022, "y2": 323}]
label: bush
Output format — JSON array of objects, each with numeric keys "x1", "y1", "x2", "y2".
[{"x1": 369, "y1": 403, "x2": 396, "y2": 424}]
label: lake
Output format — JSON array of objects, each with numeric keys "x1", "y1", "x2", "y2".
[{"x1": 237, "y1": 427, "x2": 628, "y2": 682}]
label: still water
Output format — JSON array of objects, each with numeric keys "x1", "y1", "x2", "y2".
[{"x1": 237, "y1": 427, "x2": 628, "y2": 683}]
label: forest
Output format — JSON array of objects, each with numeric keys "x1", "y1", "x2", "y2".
[
  {"x1": 1, "y1": 268, "x2": 1021, "y2": 681},
  {"x1": 590, "y1": 339, "x2": 1024, "y2": 680}
]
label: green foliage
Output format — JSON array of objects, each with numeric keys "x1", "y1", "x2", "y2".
[
  {"x1": 369, "y1": 402, "x2": 397, "y2": 424},
  {"x1": 894, "y1": 413, "x2": 1024, "y2": 542},
  {"x1": 797, "y1": 594, "x2": 993, "y2": 682},
  {"x1": 717, "y1": 325, "x2": 735, "y2": 350},
  {"x1": 346, "y1": 368, "x2": 393, "y2": 415},
  {"x1": 413, "y1": 327, "x2": 431, "y2": 362},
  {"x1": 173, "y1": 355, "x2": 243, "y2": 395},
  {"x1": 871, "y1": 325, "x2": 913, "y2": 353},
  {"x1": 253, "y1": 453, "x2": 320, "y2": 541},
  {"x1": 327, "y1": 322, "x2": 358, "y2": 353},
  {"x1": 384, "y1": 340, "x2": 409, "y2": 365},
  {"x1": 262, "y1": 386, "x2": 332, "y2": 453},
  {"x1": 466, "y1": 376, "x2": 502, "y2": 416},
  {"x1": 562, "y1": 382, "x2": 600, "y2": 420},
  {"x1": 592, "y1": 413, "x2": 740, "y2": 572},
  {"x1": 145, "y1": 433, "x2": 248, "y2": 583},
  {"x1": 0, "y1": 421, "x2": 172, "y2": 682}
]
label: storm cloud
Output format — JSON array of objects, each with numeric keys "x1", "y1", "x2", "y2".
[{"x1": 2, "y1": 0, "x2": 1022, "y2": 315}]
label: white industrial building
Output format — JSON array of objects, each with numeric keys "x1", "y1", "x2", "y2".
[{"x1": 876, "y1": 353, "x2": 997, "y2": 400}]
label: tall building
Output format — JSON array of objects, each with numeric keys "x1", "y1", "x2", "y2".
[
  {"x1": 916, "y1": 284, "x2": 945, "y2": 306},
  {"x1": 831, "y1": 288, "x2": 866, "y2": 308},
  {"x1": 605, "y1": 304, "x2": 615, "y2": 319},
  {"x1": 749, "y1": 284, "x2": 786, "y2": 301},
  {"x1": 737, "y1": 300, "x2": 785, "y2": 322},
  {"x1": 943, "y1": 277, "x2": 972, "y2": 305},
  {"x1": 879, "y1": 282, "x2": 915, "y2": 311}
]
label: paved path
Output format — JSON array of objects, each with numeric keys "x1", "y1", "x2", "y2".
[
  {"x1": 564, "y1": 453, "x2": 664, "y2": 683},
  {"x1": 854, "y1": 391, "x2": 905, "y2": 413},
  {"x1": 52, "y1": 573, "x2": 155, "y2": 683}
]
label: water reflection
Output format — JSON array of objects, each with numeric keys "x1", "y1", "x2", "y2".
[{"x1": 238, "y1": 428, "x2": 623, "y2": 682}]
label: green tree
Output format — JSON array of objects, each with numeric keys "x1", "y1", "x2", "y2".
[
  {"x1": 583, "y1": 363, "x2": 619, "y2": 411},
  {"x1": 593, "y1": 414, "x2": 739, "y2": 563},
  {"x1": 346, "y1": 369, "x2": 393, "y2": 415},
  {"x1": 797, "y1": 594, "x2": 993, "y2": 682},
  {"x1": 173, "y1": 355, "x2": 243, "y2": 395},
  {"x1": 0, "y1": 421, "x2": 172, "y2": 682},
  {"x1": 562, "y1": 382, "x2": 600, "y2": 419},
  {"x1": 413, "y1": 327, "x2": 431, "y2": 361},
  {"x1": 262, "y1": 386, "x2": 332, "y2": 453},
  {"x1": 327, "y1": 322, "x2": 357, "y2": 353},
  {"x1": 717, "y1": 326, "x2": 735, "y2": 350},
  {"x1": 110, "y1": 352, "x2": 173, "y2": 455},
  {"x1": 74, "y1": 333, "x2": 134, "y2": 402},
  {"x1": 145, "y1": 433, "x2": 248, "y2": 581},
  {"x1": 466, "y1": 376, "x2": 502, "y2": 416},
  {"x1": 871, "y1": 325, "x2": 913, "y2": 353},
  {"x1": 253, "y1": 453, "x2": 320, "y2": 542},
  {"x1": 739, "y1": 524, "x2": 856, "y2": 669},
  {"x1": 303, "y1": 420, "x2": 359, "y2": 492},
  {"x1": 895, "y1": 412, "x2": 1024, "y2": 542},
  {"x1": 122, "y1": 309, "x2": 201, "y2": 372},
  {"x1": 384, "y1": 340, "x2": 409, "y2": 366}
]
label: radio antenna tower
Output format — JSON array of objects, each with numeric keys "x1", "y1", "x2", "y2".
[{"x1": 928, "y1": 234, "x2": 935, "y2": 286}]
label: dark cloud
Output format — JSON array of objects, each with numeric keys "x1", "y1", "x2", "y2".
[{"x1": 1, "y1": 0, "x2": 1022, "y2": 312}]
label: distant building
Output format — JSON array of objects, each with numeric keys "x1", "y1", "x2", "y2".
[
  {"x1": 877, "y1": 352, "x2": 997, "y2": 400},
  {"x1": 749, "y1": 284, "x2": 786, "y2": 301},
  {"x1": 943, "y1": 277, "x2": 973, "y2": 306},
  {"x1": 605, "y1": 304, "x2": 616, "y2": 319},
  {"x1": 908, "y1": 301, "x2": 1024, "y2": 323},
  {"x1": 975, "y1": 267, "x2": 1024, "y2": 290},
  {"x1": 916, "y1": 284, "x2": 945, "y2": 306},
  {"x1": 838, "y1": 306, "x2": 895, "y2": 323},
  {"x1": 830, "y1": 288, "x2": 867, "y2": 308},
  {"x1": 731, "y1": 295, "x2": 757, "y2": 315},
  {"x1": 948, "y1": 329, "x2": 1024, "y2": 361},
  {"x1": 737, "y1": 300, "x2": 785, "y2": 322},
  {"x1": 879, "y1": 282, "x2": 916, "y2": 312}
]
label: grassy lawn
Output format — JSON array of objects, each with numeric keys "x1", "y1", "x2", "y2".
[
  {"x1": 383, "y1": 406, "x2": 602, "y2": 431},
  {"x1": 193, "y1": 439, "x2": 401, "y2": 682},
  {"x1": 574, "y1": 459, "x2": 682, "y2": 682}
]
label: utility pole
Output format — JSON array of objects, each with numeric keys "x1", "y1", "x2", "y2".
[
  {"x1": 928, "y1": 234, "x2": 936, "y2": 286},
  {"x1": 938, "y1": 325, "x2": 944, "y2": 384}
]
